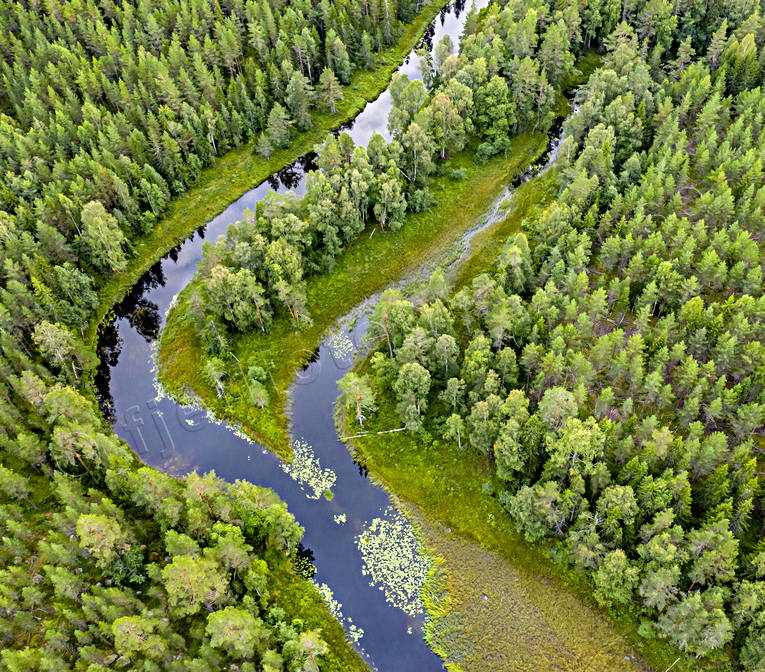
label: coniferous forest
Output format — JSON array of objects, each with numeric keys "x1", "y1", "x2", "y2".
[{"x1": 1, "y1": 0, "x2": 764, "y2": 671}]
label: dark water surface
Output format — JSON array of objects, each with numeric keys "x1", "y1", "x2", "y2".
[{"x1": 96, "y1": 2, "x2": 489, "y2": 670}]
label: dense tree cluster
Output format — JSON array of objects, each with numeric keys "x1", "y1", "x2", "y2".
[
  {"x1": 189, "y1": 0, "x2": 593, "y2": 349},
  {"x1": 0, "y1": 0, "x2": 433, "y2": 667},
  {"x1": 353, "y1": 6, "x2": 765, "y2": 668},
  {"x1": 195, "y1": 0, "x2": 762, "y2": 349},
  {"x1": 0, "y1": 368, "x2": 340, "y2": 670},
  {"x1": 192, "y1": 132, "x2": 407, "y2": 346},
  {"x1": 0, "y1": 0, "x2": 420, "y2": 343}
]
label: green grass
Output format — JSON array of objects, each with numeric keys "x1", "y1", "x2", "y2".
[
  {"x1": 417, "y1": 506, "x2": 644, "y2": 672},
  {"x1": 158, "y1": 133, "x2": 548, "y2": 459},
  {"x1": 85, "y1": 0, "x2": 449, "y2": 353},
  {"x1": 342, "y1": 395, "x2": 695, "y2": 672},
  {"x1": 453, "y1": 168, "x2": 559, "y2": 289}
]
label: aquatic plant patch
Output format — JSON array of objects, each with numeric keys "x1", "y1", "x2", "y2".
[
  {"x1": 356, "y1": 506, "x2": 430, "y2": 619},
  {"x1": 280, "y1": 438, "x2": 337, "y2": 499},
  {"x1": 315, "y1": 582, "x2": 366, "y2": 644}
]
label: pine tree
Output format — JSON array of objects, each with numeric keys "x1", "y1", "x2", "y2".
[
  {"x1": 266, "y1": 103, "x2": 293, "y2": 148},
  {"x1": 319, "y1": 67, "x2": 343, "y2": 113}
]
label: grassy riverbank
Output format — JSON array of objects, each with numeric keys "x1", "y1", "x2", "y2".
[
  {"x1": 86, "y1": 0, "x2": 446, "y2": 351},
  {"x1": 271, "y1": 560, "x2": 368, "y2": 672},
  {"x1": 453, "y1": 168, "x2": 558, "y2": 288},
  {"x1": 158, "y1": 133, "x2": 548, "y2": 459},
  {"x1": 343, "y1": 396, "x2": 691, "y2": 672}
]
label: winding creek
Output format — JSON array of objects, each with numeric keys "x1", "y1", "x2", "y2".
[{"x1": 94, "y1": 2, "x2": 568, "y2": 669}]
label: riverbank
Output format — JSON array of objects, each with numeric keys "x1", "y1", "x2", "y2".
[
  {"x1": 85, "y1": 0, "x2": 447, "y2": 352},
  {"x1": 453, "y1": 169, "x2": 557, "y2": 289},
  {"x1": 158, "y1": 133, "x2": 548, "y2": 459},
  {"x1": 269, "y1": 555, "x2": 369, "y2": 671},
  {"x1": 342, "y1": 394, "x2": 690, "y2": 672}
]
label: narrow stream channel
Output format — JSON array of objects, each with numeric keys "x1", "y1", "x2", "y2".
[{"x1": 93, "y1": 2, "x2": 571, "y2": 669}]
